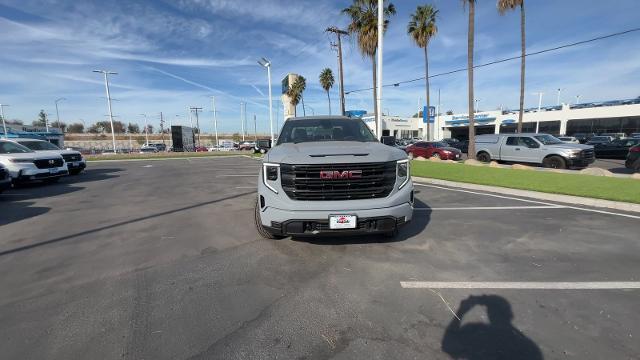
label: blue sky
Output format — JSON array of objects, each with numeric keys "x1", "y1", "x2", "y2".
[{"x1": 0, "y1": 0, "x2": 639, "y2": 134}]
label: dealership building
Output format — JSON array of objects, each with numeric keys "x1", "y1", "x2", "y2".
[{"x1": 358, "y1": 97, "x2": 640, "y2": 140}]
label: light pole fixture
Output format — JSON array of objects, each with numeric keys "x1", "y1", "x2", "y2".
[
  {"x1": 258, "y1": 57, "x2": 274, "y2": 144},
  {"x1": 93, "y1": 70, "x2": 118, "y2": 152},
  {"x1": 0, "y1": 104, "x2": 9, "y2": 139},
  {"x1": 54, "y1": 97, "x2": 66, "y2": 129},
  {"x1": 375, "y1": 0, "x2": 384, "y2": 139},
  {"x1": 140, "y1": 113, "x2": 149, "y2": 144}
]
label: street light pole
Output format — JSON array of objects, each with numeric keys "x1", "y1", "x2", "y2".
[
  {"x1": 93, "y1": 70, "x2": 118, "y2": 152},
  {"x1": 258, "y1": 58, "x2": 274, "y2": 144},
  {"x1": 240, "y1": 102, "x2": 245, "y2": 142},
  {"x1": 556, "y1": 88, "x2": 563, "y2": 106},
  {"x1": 375, "y1": 0, "x2": 384, "y2": 139},
  {"x1": 54, "y1": 97, "x2": 66, "y2": 128},
  {"x1": 0, "y1": 104, "x2": 8, "y2": 139},
  {"x1": 211, "y1": 96, "x2": 218, "y2": 150}
]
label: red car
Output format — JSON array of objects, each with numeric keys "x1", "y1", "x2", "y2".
[
  {"x1": 195, "y1": 146, "x2": 208, "y2": 152},
  {"x1": 405, "y1": 141, "x2": 462, "y2": 160}
]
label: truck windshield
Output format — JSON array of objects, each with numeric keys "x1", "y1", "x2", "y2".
[
  {"x1": 18, "y1": 141, "x2": 61, "y2": 151},
  {"x1": 277, "y1": 118, "x2": 377, "y2": 145},
  {"x1": 534, "y1": 135, "x2": 563, "y2": 145}
]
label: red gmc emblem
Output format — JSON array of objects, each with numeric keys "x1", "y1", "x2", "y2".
[{"x1": 320, "y1": 170, "x2": 362, "y2": 179}]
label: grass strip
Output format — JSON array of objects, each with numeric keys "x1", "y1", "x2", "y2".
[{"x1": 411, "y1": 161, "x2": 640, "y2": 204}]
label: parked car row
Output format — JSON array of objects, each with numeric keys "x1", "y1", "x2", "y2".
[{"x1": 0, "y1": 139, "x2": 86, "y2": 193}]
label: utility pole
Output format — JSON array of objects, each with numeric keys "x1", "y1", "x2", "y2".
[
  {"x1": 533, "y1": 92, "x2": 544, "y2": 133},
  {"x1": 437, "y1": 88, "x2": 441, "y2": 140},
  {"x1": 190, "y1": 107, "x2": 203, "y2": 147},
  {"x1": 375, "y1": 0, "x2": 384, "y2": 138},
  {"x1": 0, "y1": 104, "x2": 8, "y2": 139},
  {"x1": 557, "y1": 88, "x2": 563, "y2": 106},
  {"x1": 326, "y1": 26, "x2": 348, "y2": 116},
  {"x1": 253, "y1": 114, "x2": 257, "y2": 142},
  {"x1": 160, "y1": 112, "x2": 165, "y2": 144},
  {"x1": 240, "y1": 102, "x2": 245, "y2": 142},
  {"x1": 211, "y1": 96, "x2": 218, "y2": 150},
  {"x1": 243, "y1": 102, "x2": 247, "y2": 140},
  {"x1": 93, "y1": 70, "x2": 118, "y2": 152},
  {"x1": 187, "y1": 106, "x2": 194, "y2": 128}
]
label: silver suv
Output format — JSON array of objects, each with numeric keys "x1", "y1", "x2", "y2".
[
  {"x1": 255, "y1": 116, "x2": 414, "y2": 239},
  {"x1": 0, "y1": 139, "x2": 68, "y2": 183},
  {"x1": 13, "y1": 138, "x2": 86, "y2": 175},
  {"x1": 475, "y1": 133, "x2": 595, "y2": 169}
]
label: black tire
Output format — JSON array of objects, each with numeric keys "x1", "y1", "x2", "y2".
[
  {"x1": 254, "y1": 197, "x2": 285, "y2": 239},
  {"x1": 476, "y1": 152, "x2": 491, "y2": 163},
  {"x1": 431, "y1": 152, "x2": 440, "y2": 159},
  {"x1": 542, "y1": 155, "x2": 567, "y2": 169}
]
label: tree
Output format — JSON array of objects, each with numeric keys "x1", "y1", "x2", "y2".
[
  {"x1": 498, "y1": 0, "x2": 526, "y2": 133},
  {"x1": 297, "y1": 76, "x2": 307, "y2": 116},
  {"x1": 145, "y1": 124, "x2": 154, "y2": 134},
  {"x1": 87, "y1": 124, "x2": 102, "y2": 134},
  {"x1": 342, "y1": 0, "x2": 396, "y2": 136},
  {"x1": 89, "y1": 120, "x2": 125, "y2": 134},
  {"x1": 408, "y1": 4, "x2": 438, "y2": 140},
  {"x1": 6, "y1": 119, "x2": 23, "y2": 125},
  {"x1": 127, "y1": 123, "x2": 140, "y2": 134},
  {"x1": 33, "y1": 110, "x2": 47, "y2": 127},
  {"x1": 50, "y1": 121, "x2": 66, "y2": 132},
  {"x1": 319, "y1": 68, "x2": 335, "y2": 115},
  {"x1": 463, "y1": 0, "x2": 477, "y2": 159},
  {"x1": 67, "y1": 123, "x2": 84, "y2": 133},
  {"x1": 446, "y1": 110, "x2": 454, "y2": 115},
  {"x1": 286, "y1": 76, "x2": 305, "y2": 116}
]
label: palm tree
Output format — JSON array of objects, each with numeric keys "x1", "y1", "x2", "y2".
[
  {"x1": 498, "y1": 0, "x2": 526, "y2": 133},
  {"x1": 342, "y1": 0, "x2": 396, "y2": 136},
  {"x1": 319, "y1": 68, "x2": 335, "y2": 115},
  {"x1": 463, "y1": 0, "x2": 476, "y2": 159},
  {"x1": 286, "y1": 76, "x2": 305, "y2": 117},
  {"x1": 408, "y1": 4, "x2": 438, "y2": 140},
  {"x1": 296, "y1": 76, "x2": 307, "y2": 116}
]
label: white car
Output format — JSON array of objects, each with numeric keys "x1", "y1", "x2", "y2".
[
  {"x1": 0, "y1": 139, "x2": 68, "y2": 183},
  {"x1": 557, "y1": 136, "x2": 580, "y2": 144},
  {"x1": 13, "y1": 138, "x2": 86, "y2": 175}
]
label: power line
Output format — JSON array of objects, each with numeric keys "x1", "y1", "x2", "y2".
[{"x1": 345, "y1": 27, "x2": 640, "y2": 95}]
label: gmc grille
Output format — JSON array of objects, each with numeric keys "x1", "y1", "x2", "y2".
[
  {"x1": 280, "y1": 162, "x2": 396, "y2": 201},
  {"x1": 33, "y1": 158, "x2": 64, "y2": 169},
  {"x1": 62, "y1": 154, "x2": 82, "y2": 162}
]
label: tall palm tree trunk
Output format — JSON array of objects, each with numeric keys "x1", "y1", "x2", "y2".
[
  {"x1": 425, "y1": 45, "x2": 430, "y2": 140},
  {"x1": 327, "y1": 91, "x2": 332, "y2": 115},
  {"x1": 467, "y1": 1, "x2": 476, "y2": 159},
  {"x1": 302, "y1": 96, "x2": 306, "y2": 116},
  {"x1": 517, "y1": 2, "x2": 526, "y2": 133},
  {"x1": 372, "y1": 57, "x2": 379, "y2": 137}
]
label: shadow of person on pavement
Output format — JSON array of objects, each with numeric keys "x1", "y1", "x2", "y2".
[{"x1": 442, "y1": 295, "x2": 543, "y2": 360}]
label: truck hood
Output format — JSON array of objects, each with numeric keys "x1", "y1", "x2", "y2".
[
  {"x1": 31, "y1": 149, "x2": 82, "y2": 156},
  {"x1": 0, "y1": 151, "x2": 62, "y2": 160},
  {"x1": 265, "y1": 141, "x2": 407, "y2": 164},
  {"x1": 543, "y1": 143, "x2": 593, "y2": 151}
]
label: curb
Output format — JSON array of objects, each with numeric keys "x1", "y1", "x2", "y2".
[{"x1": 411, "y1": 176, "x2": 640, "y2": 214}]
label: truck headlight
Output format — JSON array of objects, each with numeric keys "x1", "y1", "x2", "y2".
[
  {"x1": 262, "y1": 162, "x2": 280, "y2": 194},
  {"x1": 397, "y1": 159, "x2": 409, "y2": 189},
  {"x1": 567, "y1": 149, "x2": 582, "y2": 158}
]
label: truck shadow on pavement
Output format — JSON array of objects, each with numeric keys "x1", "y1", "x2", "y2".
[
  {"x1": 292, "y1": 199, "x2": 431, "y2": 245},
  {"x1": 441, "y1": 295, "x2": 543, "y2": 360}
]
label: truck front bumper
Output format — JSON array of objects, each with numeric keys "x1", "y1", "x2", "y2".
[
  {"x1": 566, "y1": 157, "x2": 595, "y2": 168},
  {"x1": 261, "y1": 201, "x2": 414, "y2": 236}
]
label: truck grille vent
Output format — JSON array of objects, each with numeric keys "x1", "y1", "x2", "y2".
[
  {"x1": 280, "y1": 162, "x2": 396, "y2": 201},
  {"x1": 33, "y1": 158, "x2": 64, "y2": 169},
  {"x1": 581, "y1": 149, "x2": 595, "y2": 161},
  {"x1": 62, "y1": 154, "x2": 82, "y2": 162}
]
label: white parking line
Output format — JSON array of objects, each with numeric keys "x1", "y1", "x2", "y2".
[
  {"x1": 216, "y1": 174, "x2": 256, "y2": 177},
  {"x1": 235, "y1": 186, "x2": 256, "y2": 189},
  {"x1": 414, "y1": 205, "x2": 564, "y2": 211},
  {"x1": 414, "y1": 183, "x2": 640, "y2": 219},
  {"x1": 400, "y1": 281, "x2": 640, "y2": 289}
]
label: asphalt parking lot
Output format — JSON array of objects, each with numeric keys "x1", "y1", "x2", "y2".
[{"x1": 1, "y1": 156, "x2": 639, "y2": 359}]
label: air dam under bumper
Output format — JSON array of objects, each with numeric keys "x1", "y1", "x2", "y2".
[{"x1": 261, "y1": 202, "x2": 413, "y2": 236}]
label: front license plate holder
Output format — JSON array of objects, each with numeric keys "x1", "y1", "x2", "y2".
[{"x1": 329, "y1": 214, "x2": 357, "y2": 229}]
